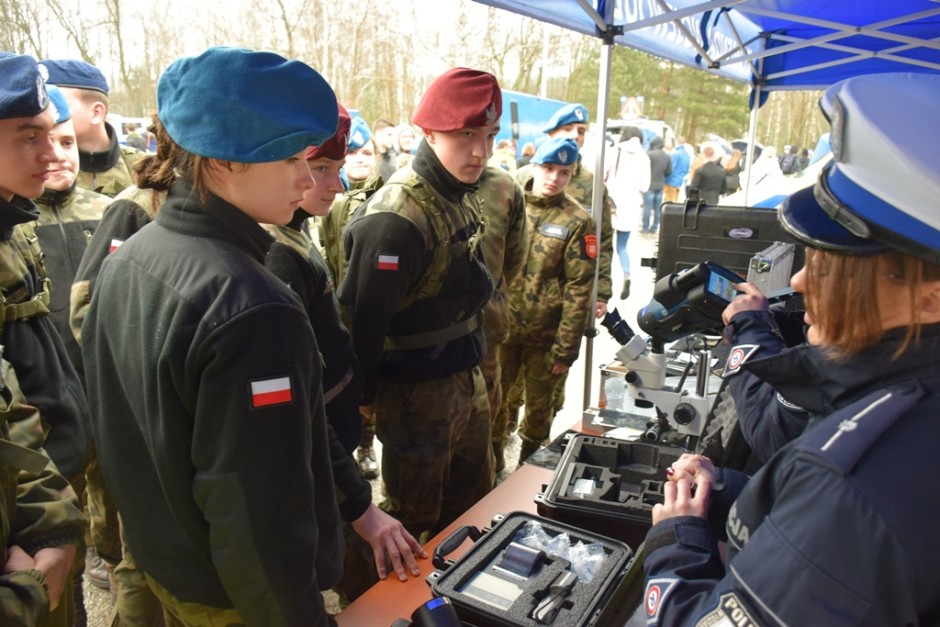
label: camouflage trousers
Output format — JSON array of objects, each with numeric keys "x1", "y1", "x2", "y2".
[
  {"x1": 144, "y1": 575, "x2": 243, "y2": 627},
  {"x1": 108, "y1": 526, "x2": 164, "y2": 627},
  {"x1": 478, "y1": 342, "x2": 504, "y2": 445},
  {"x1": 497, "y1": 342, "x2": 566, "y2": 449},
  {"x1": 375, "y1": 366, "x2": 495, "y2": 540}
]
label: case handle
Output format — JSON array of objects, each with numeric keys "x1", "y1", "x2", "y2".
[{"x1": 432, "y1": 525, "x2": 483, "y2": 571}]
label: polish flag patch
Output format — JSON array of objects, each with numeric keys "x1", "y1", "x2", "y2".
[
  {"x1": 109, "y1": 238, "x2": 124, "y2": 253},
  {"x1": 376, "y1": 254, "x2": 400, "y2": 271},
  {"x1": 250, "y1": 376, "x2": 293, "y2": 408}
]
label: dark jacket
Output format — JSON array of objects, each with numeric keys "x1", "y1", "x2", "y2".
[
  {"x1": 0, "y1": 195, "x2": 90, "y2": 481},
  {"x1": 267, "y1": 214, "x2": 367, "y2": 465},
  {"x1": 644, "y1": 324, "x2": 940, "y2": 626},
  {"x1": 83, "y1": 180, "x2": 341, "y2": 626},
  {"x1": 691, "y1": 160, "x2": 727, "y2": 205},
  {"x1": 338, "y1": 140, "x2": 494, "y2": 403},
  {"x1": 647, "y1": 137, "x2": 672, "y2": 191},
  {"x1": 34, "y1": 183, "x2": 109, "y2": 378}
]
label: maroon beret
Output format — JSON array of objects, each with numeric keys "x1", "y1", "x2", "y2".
[
  {"x1": 306, "y1": 103, "x2": 351, "y2": 161},
  {"x1": 412, "y1": 68, "x2": 502, "y2": 131}
]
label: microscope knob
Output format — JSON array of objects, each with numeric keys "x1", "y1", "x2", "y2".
[
  {"x1": 624, "y1": 371, "x2": 639, "y2": 384},
  {"x1": 674, "y1": 403, "x2": 696, "y2": 425}
]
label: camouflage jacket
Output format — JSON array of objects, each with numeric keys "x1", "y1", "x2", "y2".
[
  {"x1": 507, "y1": 189, "x2": 597, "y2": 366},
  {"x1": 318, "y1": 175, "x2": 383, "y2": 288},
  {"x1": 34, "y1": 184, "x2": 109, "y2": 375},
  {"x1": 338, "y1": 143, "x2": 493, "y2": 402},
  {"x1": 518, "y1": 158, "x2": 613, "y2": 301},
  {"x1": 476, "y1": 167, "x2": 528, "y2": 348},
  {"x1": 0, "y1": 195, "x2": 90, "y2": 481},
  {"x1": 1, "y1": 359, "x2": 85, "y2": 626},
  {"x1": 70, "y1": 186, "x2": 165, "y2": 344},
  {"x1": 76, "y1": 123, "x2": 146, "y2": 198}
]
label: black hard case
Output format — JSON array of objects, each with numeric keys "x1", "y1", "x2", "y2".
[
  {"x1": 653, "y1": 202, "x2": 804, "y2": 281},
  {"x1": 427, "y1": 511, "x2": 638, "y2": 627},
  {"x1": 536, "y1": 435, "x2": 684, "y2": 547}
]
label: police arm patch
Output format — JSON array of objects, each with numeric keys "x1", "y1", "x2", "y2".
[
  {"x1": 582, "y1": 233, "x2": 598, "y2": 259},
  {"x1": 721, "y1": 344, "x2": 760, "y2": 378},
  {"x1": 645, "y1": 577, "x2": 679, "y2": 625}
]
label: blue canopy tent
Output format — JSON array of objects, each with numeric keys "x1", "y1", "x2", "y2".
[{"x1": 471, "y1": 0, "x2": 940, "y2": 406}]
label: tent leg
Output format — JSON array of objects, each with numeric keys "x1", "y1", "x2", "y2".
[{"x1": 583, "y1": 39, "x2": 615, "y2": 411}]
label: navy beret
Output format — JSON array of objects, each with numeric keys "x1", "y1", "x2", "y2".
[
  {"x1": 532, "y1": 137, "x2": 579, "y2": 166},
  {"x1": 46, "y1": 85, "x2": 71, "y2": 124},
  {"x1": 348, "y1": 115, "x2": 373, "y2": 152},
  {"x1": 40, "y1": 58, "x2": 109, "y2": 94},
  {"x1": 157, "y1": 47, "x2": 338, "y2": 164},
  {"x1": 780, "y1": 73, "x2": 940, "y2": 264},
  {"x1": 412, "y1": 68, "x2": 501, "y2": 132},
  {"x1": 543, "y1": 103, "x2": 589, "y2": 133},
  {"x1": 0, "y1": 53, "x2": 49, "y2": 120}
]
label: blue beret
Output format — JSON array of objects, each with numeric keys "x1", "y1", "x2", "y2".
[
  {"x1": 157, "y1": 47, "x2": 338, "y2": 164},
  {"x1": 46, "y1": 85, "x2": 71, "y2": 124},
  {"x1": 40, "y1": 58, "x2": 109, "y2": 94},
  {"x1": 780, "y1": 73, "x2": 940, "y2": 264},
  {"x1": 0, "y1": 53, "x2": 49, "y2": 120},
  {"x1": 348, "y1": 115, "x2": 372, "y2": 152},
  {"x1": 532, "y1": 137, "x2": 579, "y2": 166},
  {"x1": 543, "y1": 103, "x2": 589, "y2": 133}
]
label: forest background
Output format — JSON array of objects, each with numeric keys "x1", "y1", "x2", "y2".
[{"x1": 2, "y1": 0, "x2": 828, "y2": 153}]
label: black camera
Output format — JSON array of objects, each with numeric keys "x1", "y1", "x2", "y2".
[{"x1": 391, "y1": 597, "x2": 462, "y2": 627}]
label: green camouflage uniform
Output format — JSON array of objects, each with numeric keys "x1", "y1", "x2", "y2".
[
  {"x1": 1, "y1": 357, "x2": 85, "y2": 627},
  {"x1": 338, "y1": 143, "x2": 495, "y2": 540},
  {"x1": 70, "y1": 186, "x2": 166, "y2": 627},
  {"x1": 497, "y1": 185, "x2": 597, "y2": 453},
  {"x1": 515, "y1": 158, "x2": 613, "y2": 419},
  {"x1": 75, "y1": 124, "x2": 145, "y2": 198},
  {"x1": 475, "y1": 167, "x2": 528, "y2": 468},
  {"x1": 318, "y1": 175, "x2": 383, "y2": 451}
]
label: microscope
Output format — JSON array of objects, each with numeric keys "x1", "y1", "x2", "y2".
[{"x1": 597, "y1": 261, "x2": 745, "y2": 449}]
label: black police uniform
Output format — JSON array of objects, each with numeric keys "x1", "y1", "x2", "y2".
[{"x1": 643, "y1": 323, "x2": 940, "y2": 626}]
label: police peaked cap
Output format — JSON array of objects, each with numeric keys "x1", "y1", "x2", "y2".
[
  {"x1": 157, "y1": 47, "x2": 338, "y2": 163},
  {"x1": 543, "y1": 103, "x2": 589, "y2": 133},
  {"x1": 306, "y1": 104, "x2": 351, "y2": 161},
  {"x1": 532, "y1": 137, "x2": 579, "y2": 166},
  {"x1": 412, "y1": 68, "x2": 502, "y2": 132},
  {"x1": 0, "y1": 53, "x2": 49, "y2": 120},
  {"x1": 780, "y1": 73, "x2": 940, "y2": 265},
  {"x1": 41, "y1": 58, "x2": 109, "y2": 94}
]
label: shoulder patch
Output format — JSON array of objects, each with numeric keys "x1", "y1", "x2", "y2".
[
  {"x1": 582, "y1": 233, "x2": 598, "y2": 259},
  {"x1": 250, "y1": 376, "x2": 293, "y2": 409},
  {"x1": 695, "y1": 592, "x2": 762, "y2": 627},
  {"x1": 721, "y1": 344, "x2": 760, "y2": 378},
  {"x1": 796, "y1": 382, "x2": 923, "y2": 475},
  {"x1": 376, "y1": 254, "x2": 399, "y2": 271},
  {"x1": 645, "y1": 577, "x2": 679, "y2": 625},
  {"x1": 109, "y1": 238, "x2": 124, "y2": 253}
]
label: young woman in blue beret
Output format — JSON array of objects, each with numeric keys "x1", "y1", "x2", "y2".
[{"x1": 81, "y1": 47, "x2": 345, "y2": 627}]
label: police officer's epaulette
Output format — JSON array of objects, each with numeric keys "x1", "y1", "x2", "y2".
[{"x1": 795, "y1": 381, "x2": 923, "y2": 475}]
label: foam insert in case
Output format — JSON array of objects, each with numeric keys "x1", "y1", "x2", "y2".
[
  {"x1": 428, "y1": 512, "x2": 637, "y2": 626},
  {"x1": 536, "y1": 435, "x2": 685, "y2": 546}
]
